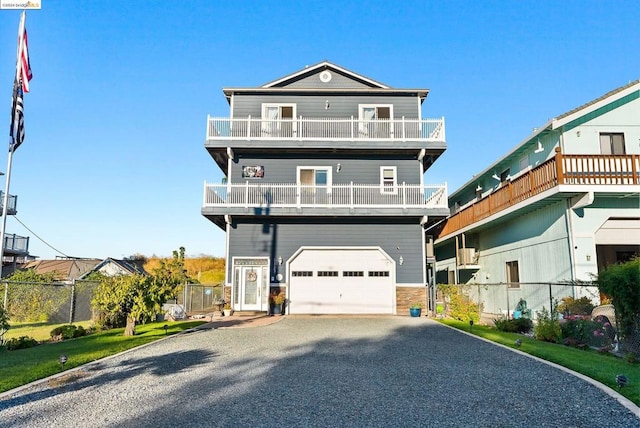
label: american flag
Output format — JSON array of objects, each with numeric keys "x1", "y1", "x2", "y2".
[
  {"x1": 9, "y1": 21, "x2": 32, "y2": 153},
  {"x1": 19, "y1": 29, "x2": 33, "y2": 93},
  {"x1": 9, "y1": 79, "x2": 25, "y2": 153}
]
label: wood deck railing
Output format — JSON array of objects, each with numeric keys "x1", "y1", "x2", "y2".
[{"x1": 439, "y1": 148, "x2": 640, "y2": 237}]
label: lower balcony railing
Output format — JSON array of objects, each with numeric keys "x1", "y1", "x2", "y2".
[
  {"x1": 3, "y1": 233, "x2": 29, "y2": 253},
  {"x1": 203, "y1": 182, "x2": 448, "y2": 209},
  {"x1": 439, "y1": 149, "x2": 640, "y2": 238}
]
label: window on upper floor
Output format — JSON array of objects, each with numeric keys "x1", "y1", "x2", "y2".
[
  {"x1": 380, "y1": 166, "x2": 397, "y2": 194},
  {"x1": 298, "y1": 167, "x2": 331, "y2": 191},
  {"x1": 262, "y1": 104, "x2": 296, "y2": 137},
  {"x1": 599, "y1": 133, "x2": 625, "y2": 155},
  {"x1": 359, "y1": 104, "x2": 393, "y2": 138},
  {"x1": 506, "y1": 260, "x2": 520, "y2": 289}
]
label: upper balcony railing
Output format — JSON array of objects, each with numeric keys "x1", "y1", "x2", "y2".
[
  {"x1": 207, "y1": 116, "x2": 445, "y2": 143},
  {"x1": 0, "y1": 191, "x2": 17, "y2": 213},
  {"x1": 203, "y1": 182, "x2": 448, "y2": 210},
  {"x1": 3, "y1": 233, "x2": 28, "y2": 254},
  {"x1": 439, "y1": 148, "x2": 640, "y2": 238}
]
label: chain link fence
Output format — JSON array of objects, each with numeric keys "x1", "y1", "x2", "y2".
[
  {"x1": 431, "y1": 282, "x2": 639, "y2": 356},
  {"x1": 175, "y1": 284, "x2": 223, "y2": 315},
  {"x1": 2, "y1": 280, "x2": 100, "y2": 324}
]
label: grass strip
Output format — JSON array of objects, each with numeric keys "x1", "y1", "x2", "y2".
[
  {"x1": 0, "y1": 320, "x2": 205, "y2": 394},
  {"x1": 439, "y1": 319, "x2": 640, "y2": 406}
]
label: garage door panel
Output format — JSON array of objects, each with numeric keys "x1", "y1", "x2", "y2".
[{"x1": 289, "y1": 249, "x2": 394, "y2": 314}]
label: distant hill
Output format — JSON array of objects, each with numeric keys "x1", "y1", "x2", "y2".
[{"x1": 143, "y1": 256, "x2": 225, "y2": 285}]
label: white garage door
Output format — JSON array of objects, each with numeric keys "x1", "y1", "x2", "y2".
[{"x1": 288, "y1": 248, "x2": 394, "y2": 314}]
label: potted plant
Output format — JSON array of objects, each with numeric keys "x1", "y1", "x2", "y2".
[
  {"x1": 270, "y1": 291, "x2": 286, "y2": 316},
  {"x1": 409, "y1": 303, "x2": 422, "y2": 317},
  {"x1": 223, "y1": 303, "x2": 233, "y2": 317}
]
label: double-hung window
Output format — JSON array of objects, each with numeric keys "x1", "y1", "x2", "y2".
[
  {"x1": 506, "y1": 260, "x2": 520, "y2": 289},
  {"x1": 380, "y1": 166, "x2": 397, "y2": 194}
]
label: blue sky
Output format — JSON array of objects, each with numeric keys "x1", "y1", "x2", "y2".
[{"x1": 0, "y1": 1, "x2": 638, "y2": 260}]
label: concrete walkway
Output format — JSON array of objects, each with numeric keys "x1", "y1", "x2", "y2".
[{"x1": 0, "y1": 316, "x2": 638, "y2": 427}]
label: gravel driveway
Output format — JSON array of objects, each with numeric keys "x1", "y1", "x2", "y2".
[{"x1": 1, "y1": 317, "x2": 638, "y2": 427}]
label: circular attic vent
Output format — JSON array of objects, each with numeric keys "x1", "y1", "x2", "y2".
[{"x1": 319, "y1": 70, "x2": 332, "y2": 83}]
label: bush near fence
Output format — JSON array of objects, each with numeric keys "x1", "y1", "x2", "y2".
[{"x1": 435, "y1": 282, "x2": 639, "y2": 356}]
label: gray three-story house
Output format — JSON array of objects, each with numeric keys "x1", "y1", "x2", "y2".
[{"x1": 202, "y1": 61, "x2": 448, "y2": 315}]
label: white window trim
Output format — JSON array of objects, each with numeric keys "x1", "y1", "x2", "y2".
[
  {"x1": 261, "y1": 103, "x2": 297, "y2": 119},
  {"x1": 296, "y1": 166, "x2": 333, "y2": 193},
  {"x1": 380, "y1": 166, "x2": 397, "y2": 194},
  {"x1": 358, "y1": 104, "x2": 394, "y2": 136}
]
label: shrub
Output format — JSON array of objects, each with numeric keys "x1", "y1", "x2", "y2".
[
  {"x1": 534, "y1": 306, "x2": 562, "y2": 343},
  {"x1": 5, "y1": 335, "x2": 38, "y2": 351},
  {"x1": 50, "y1": 324, "x2": 87, "y2": 341},
  {"x1": 557, "y1": 296, "x2": 595, "y2": 316},
  {"x1": 494, "y1": 316, "x2": 533, "y2": 333},
  {"x1": 596, "y1": 258, "x2": 640, "y2": 356},
  {"x1": 437, "y1": 284, "x2": 480, "y2": 323}
]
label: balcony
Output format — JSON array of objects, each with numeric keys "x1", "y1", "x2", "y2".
[
  {"x1": 206, "y1": 116, "x2": 445, "y2": 143},
  {"x1": 3, "y1": 233, "x2": 29, "y2": 255},
  {"x1": 203, "y1": 182, "x2": 448, "y2": 212},
  {"x1": 438, "y1": 149, "x2": 640, "y2": 238},
  {"x1": 0, "y1": 191, "x2": 17, "y2": 215}
]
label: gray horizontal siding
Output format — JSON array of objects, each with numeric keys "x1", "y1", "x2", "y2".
[
  {"x1": 231, "y1": 155, "x2": 422, "y2": 185},
  {"x1": 228, "y1": 221, "x2": 424, "y2": 284},
  {"x1": 283, "y1": 71, "x2": 372, "y2": 89},
  {"x1": 232, "y1": 94, "x2": 420, "y2": 119}
]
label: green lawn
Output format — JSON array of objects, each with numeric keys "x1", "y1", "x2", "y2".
[
  {"x1": 439, "y1": 319, "x2": 640, "y2": 406},
  {"x1": 5, "y1": 321, "x2": 95, "y2": 341},
  {"x1": 0, "y1": 320, "x2": 205, "y2": 394}
]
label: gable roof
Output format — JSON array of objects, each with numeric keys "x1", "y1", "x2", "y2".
[
  {"x1": 450, "y1": 78, "x2": 640, "y2": 199},
  {"x1": 79, "y1": 257, "x2": 148, "y2": 279},
  {"x1": 221, "y1": 60, "x2": 430, "y2": 102},
  {"x1": 260, "y1": 60, "x2": 390, "y2": 89},
  {"x1": 21, "y1": 258, "x2": 102, "y2": 282}
]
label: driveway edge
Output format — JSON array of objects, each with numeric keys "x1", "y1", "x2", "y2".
[{"x1": 436, "y1": 320, "x2": 640, "y2": 417}]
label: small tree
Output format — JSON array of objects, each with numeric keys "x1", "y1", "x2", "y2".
[
  {"x1": 92, "y1": 247, "x2": 190, "y2": 336},
  {"x1": 596, "y1": 258, "x2": 640, "y2": 355}
]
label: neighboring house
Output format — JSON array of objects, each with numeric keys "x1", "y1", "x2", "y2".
[
  {"x1": 78, "y1": 257, "x2": 147, "y2": 279},
  {"x1": 202, "y1": 61, "x2": 448, "y2": 314},
  {"x1": 0, "y1": 188, "x2": 30, "y2": 277},
  {"x1": 434, "y1": 80, "x2": 640, "y2": 317},
  {"x1": 21, "y1": 258, "x2": 102, "y2": 283}
]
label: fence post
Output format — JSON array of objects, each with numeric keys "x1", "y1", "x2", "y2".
[
  {"x1": 505, "y1": 283, "x2": 510, "y2": 318},
  {"x1": 69, "y1": 280, "x2": 76, "y2": 324},
  {"x1": 548, "y1": 283, "x2": 553, "y2": 314}
]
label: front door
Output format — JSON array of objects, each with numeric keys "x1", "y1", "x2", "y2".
[{"x1": 240, "y1": 266, "x2": 261, "y2": 310}]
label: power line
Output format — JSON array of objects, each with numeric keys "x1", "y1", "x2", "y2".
[{"x1": 12, "y1": 215, "x2": 70, "y2": 258}]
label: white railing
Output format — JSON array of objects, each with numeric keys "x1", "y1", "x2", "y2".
[
  {"x1": 207, "y1": 116, "x2": 446, "y2": 142},
  {"x1": 203, "y1": 182, "x2": 448, "y2": 209}
]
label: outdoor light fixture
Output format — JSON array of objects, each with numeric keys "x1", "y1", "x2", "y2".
[
  {"x1": 163, "y1": 324, "x2": 169, "y2": 335},
  {"x1": 278, "y1": 256, "x2": 283, "y2": 265},
  {"x1": 325, "y1": 100, "x2": 330, "y2": 109},
  {"x1": 336, "y1": 163, "x2": 341, "y2": 172},
  {"x1": 59, "y1": 354, "x2": 68, "y2": 370},
  {"x1": 475, "y1": 184, "x2": 482, "y2": 192},
  {"x1": 399, "y1": 256, "x2": 404, "y2": 266},
  {"x1": 616, "y1": 374, "x2": 628, "y2": 388}
]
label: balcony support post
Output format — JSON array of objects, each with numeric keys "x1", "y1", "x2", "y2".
[{"x1": 555, "y1": 147, "x2": 564, "y2": 185}]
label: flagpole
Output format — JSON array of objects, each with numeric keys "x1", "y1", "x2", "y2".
[{"x1": 0, "y1": 11, "x2": 26, "y2": 281}]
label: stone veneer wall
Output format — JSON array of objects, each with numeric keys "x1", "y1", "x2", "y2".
[
  {"x1": 396, "y1": 287, "x2": 427, "y2": 315},
  {"x1": 224, "y1": 285, "x2": 231, "y2": 304}
]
